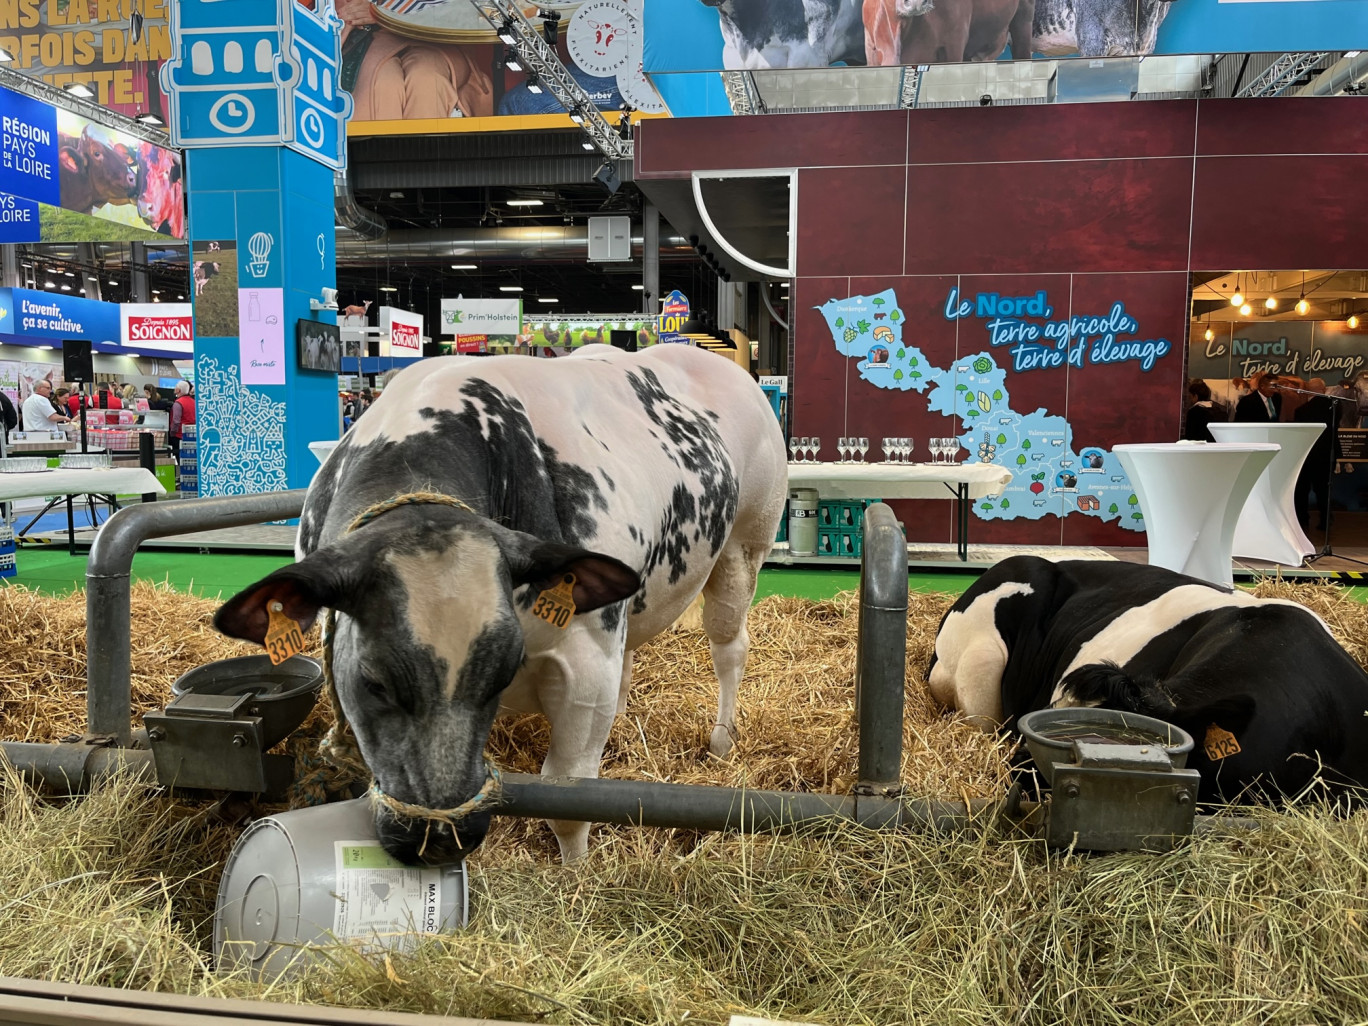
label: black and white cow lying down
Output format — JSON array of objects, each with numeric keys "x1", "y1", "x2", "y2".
[
  {"x1": 929, "y1": 556, "x2": 1368, "y2": 806},
  {"x1": 215, "y1": 344, "x2": 788, "y2": 863}
]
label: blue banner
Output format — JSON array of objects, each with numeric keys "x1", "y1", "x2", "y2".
[
  {"x1": 0, "y1": 191, "x2": 41, "y2": 243},
  {"x1": 0, "y1": 87, "x2": 59, "y2": 205},
  {"x1": 644, "y1": 0, "x2": 1368, "y2": 74},
  {"x1": 0, "y1": 287, "x2": 120, "y2": 344}
]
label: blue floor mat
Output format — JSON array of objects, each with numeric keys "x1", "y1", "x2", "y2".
[{"x1": 14, "y1": 505, "x2": 106, "y2": 534}]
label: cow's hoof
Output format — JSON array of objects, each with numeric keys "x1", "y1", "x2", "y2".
[{"x1": 709, "y1": 725, "x2": 734, "y2": 760}]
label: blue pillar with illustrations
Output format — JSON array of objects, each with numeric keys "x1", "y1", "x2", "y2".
[{"x1": 163, "y1": 0, "x2": 352, "y2": 495}]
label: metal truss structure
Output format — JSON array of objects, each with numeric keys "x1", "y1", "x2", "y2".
[
  {"x1": 721, "y1": 71, "x2": 766, "y2": 115},
  {"x1": 469, "y1": 1, "x2": 630, "y2": 160},
  {"x1": 1236, "y1": 52, "x2": 1332, "y2": 97}
]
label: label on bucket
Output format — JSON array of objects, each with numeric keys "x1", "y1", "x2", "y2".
[{"x1": 333, "y1": 841, "x2": 446, "y2": 941}]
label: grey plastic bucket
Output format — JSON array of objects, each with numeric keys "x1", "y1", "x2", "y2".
[
  {"x1": 788, "y1": 487, "x2": 820, "y2": 556},
  {"x1": 214, "y1": 797, "x2": 468, "y2": 980}
]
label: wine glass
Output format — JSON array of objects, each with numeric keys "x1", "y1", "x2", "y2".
[
  {"x1": 944, "y1": 437, "x2": 960, "y2": 463},
  {"x1": 811, "y1": 436, "x2": 822, "y2": 462},
  {"x1": 858, "y1": 437, "x2": 869, "y2": 462},
  {"x1": 796, "y1": 437, "x2": 809, "y2": 463},
  {"x1": 932, "y1": 437, "x2": 945, "y2": 464},
  {"x1": 881, "y1": 437, "x2": 893, "y2": 462},
  {"x1": 789, "y1": 437, "x2": 800, "y2": 463},
  {"x1": 900, "y1": 437, "x2": 912, "y2": 463}
]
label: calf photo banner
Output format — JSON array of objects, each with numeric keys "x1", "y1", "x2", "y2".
[
  {"x1": 644, "y1": 0, "x2": 1368, "y2": 73},
  {"x1": 0, "y1": 84, "x2": 184, "y2": 242}
]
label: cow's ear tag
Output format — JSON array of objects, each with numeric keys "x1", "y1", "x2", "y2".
[
  {"x1": 1204, "y1": 724, "x2": 1241, "y2": 761},
  {"x1": 264, "y1": 601, "x2": 306, "y2": 665},
  {"x1": 531, "y1": 573, "x2": 577, "y2": 630}
]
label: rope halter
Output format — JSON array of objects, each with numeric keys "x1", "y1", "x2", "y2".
[{"x1": 316, "y1": 491, "x2": 504, "y2": 846}]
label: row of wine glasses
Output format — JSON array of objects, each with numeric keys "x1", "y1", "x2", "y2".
[
  {"x1": 929, "y1": 437, "x2": 962, "y2": 463},
  {"x1": 836, "y1": 437, "x2": 869, "y2": 462},
  {"x1": 881, "y1": 437, "x2": 913, "y2": 462},
  {"x1": 789, "y1": 437, "x2": 822, "y2": 462}
]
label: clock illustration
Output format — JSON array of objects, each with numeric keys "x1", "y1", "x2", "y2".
[{"x1": 209, "y1": 93, "x2": 257, "y2": 134}]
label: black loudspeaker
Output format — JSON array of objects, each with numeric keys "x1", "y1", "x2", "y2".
[
  {"x1": 62, "y1": 339, "x2": 93, "y2": 382},
  {"x1": 609, "y1": 329, "x2": 637, "y2": 352}
]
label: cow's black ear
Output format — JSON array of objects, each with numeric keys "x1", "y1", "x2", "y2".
[
  {"x1": 491, "y1": 527, "x2": 641, "y2": 614},
  {"x1": 214, "y1": 552, "x2": 352, "y2": 645}
]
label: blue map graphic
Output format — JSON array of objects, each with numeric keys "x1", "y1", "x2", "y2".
[{"x1": 819, "y1": 289, "x2": 1144, "y2": 531}]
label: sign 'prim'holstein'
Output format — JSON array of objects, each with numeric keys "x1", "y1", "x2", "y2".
[
  {"x1": 215, "y1": 344, "x2": 788, "y2": 864},
  {"x1": 929, "y1": 557, "x2": 1368, "y2": 806}
]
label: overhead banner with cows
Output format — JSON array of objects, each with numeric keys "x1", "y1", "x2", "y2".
[
  {"x1": 643, "y1": 0, "x2": 1367, "y2": 72},
  {"x1": 0, "y1": 84, "x2": 184, "y2": 242}
]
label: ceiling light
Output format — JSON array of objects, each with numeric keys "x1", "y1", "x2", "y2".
[
  {"x1": 1231, "y1": 288, "x2": 1244, "y2": 307},
  {"x1": 450, "y1": 263, "x2": 477, "y2": 270},
  {"x1": 568, "y1": 108, "x2": 585, "y2": 125},
  {"x1": 0, "y1": 49, "x2": 12, "y2": 63},
  {"x1": 506, "y1": 198, "x2": 543, "y2": 207},
  {"x1": 1204, "y1": 327, "x2": 1214, "y2": 342},
  {"x1": 1239, "y1": 302, "x2": 1252, "y2": 316},
  {"x1": 152, "y1": 289, "x2": 160, "y2": 294},
  {"x1": 43, "y1": 280, "x2": 55, "y2": 287},
  {"x1": 537, "y1": 297, "x2": 558, "y2": 303},
  {"x1": 631, "y1": 284, "x2": 644, "y2": 290},
  {"x1": 526, "y1": 73, "x2": 543, "y2": 95},
  {"x1": 498, "y1": 285, "x2": 524, "y2": 292},
  {"x1": 63, "y1": 82, "x2": 95, "y2": 99},
  {"x1": 1297, "y1": 297, "x2": 1310, "y2": 315},
  {"x1": 497, "y1": 19, "x2": 517, "y2": 45},
  {"x1": 503, "y1": 48, "x2": 523, "y2": 72},
  {"x1": 108, "y1": 279, "x2": 118, "y2": 286},
  {"x1": 134, "y1": 111, "x2": 164, "y2": 126},
  {"x1": 1265, "y1": 296, "x2": 1278, "y2": 310},
  {"x1": 37, "y1": 344, "x2": 54, "y2": 350},
  {"x1": 60, "y1": 284, "x2": 71, "y2": 290},
  {"x1": 379, "y1": 285, "x2": 398, "y2": 293},
  {"x1": 177, "y1": 294, "x2": 184, "y2": 300},
  {"x1": 581, "y1": 140, "x2": 595, "y2": 151},
  {"x1": 1347, "y1": 51, "x2": 1362, "y2": 59},
  {"x1": 1350, "y1": 315, "x2": 1362, "y2": 330}
]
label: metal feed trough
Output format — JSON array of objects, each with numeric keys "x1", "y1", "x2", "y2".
[{"x1": 0, "y1": 491, "x2": 1219, "y2": 853}]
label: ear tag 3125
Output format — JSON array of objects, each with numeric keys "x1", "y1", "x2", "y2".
[
  {"x1": 532, "y1": 573, "x2": 577, "y2": 630},
  {"x1": 265, "y1": 601, "x2": 306, "y2": 665}
]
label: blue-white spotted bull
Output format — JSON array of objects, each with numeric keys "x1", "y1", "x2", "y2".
[
  {"x1": 928, "y1": 557, "x2": 1368, "y2": 805},
  {"x1": 215, "y1": 344, "x2": 788, "y2": 863}
]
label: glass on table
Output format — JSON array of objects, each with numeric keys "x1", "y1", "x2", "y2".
[
  {"x1": 789, "y1": 437, "x2": 801, "y2": 463},
  {"x1": 900, "y1": 437, "x2": 912, "y2": 463},
  {"x1": 811, "y1": 436, "x2": 822, "y2": 462},
  {"x1": 858, "y1": 436, "x2": 869, "y2": 461},
  {"x1": 881, "y1": 437, "x2": 893, "y2": 462}
]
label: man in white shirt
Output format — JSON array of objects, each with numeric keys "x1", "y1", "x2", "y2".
[{"x1": 20, "y1": 379, "x2": 71, "y2": 435}]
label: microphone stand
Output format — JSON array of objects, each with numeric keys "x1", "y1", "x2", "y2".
[{"x1": 1277, "y1": 385, "x2": 1364, "y2": 568}]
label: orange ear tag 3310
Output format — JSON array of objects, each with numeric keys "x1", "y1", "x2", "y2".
[
  {"x1": 264, "y1": 601, "x2": 306, "y2": 665},
  {"x1": 531, "y1": 573, "x2": 577, "y2": 630}
]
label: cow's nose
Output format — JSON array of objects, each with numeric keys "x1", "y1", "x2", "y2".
[{"x1": 374, "y1": 807, "x2": 489, "y2": 866}]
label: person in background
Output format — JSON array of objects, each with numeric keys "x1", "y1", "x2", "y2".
[
  {"x1": 21, "y1": 380, "x2": 70, "y2": 433},
  {"x1": 1294, "y1": 378, "x2": 1339, "y2": 533},
  {"x1": 120, "y1": 383, "x2": 138, "y2": 404},
  {"x1": 52, "y1": 387, "x2": 71, "y2": 415},
  {"x1": 1, "y1": 390, "x2": 16, "y2": 439},
  {"x1": 169, "y1": 381, "x2": 195, "y2": 460},
  {"x1": 1227, "y1": 377, "x2": 1252, "y2": 420},
  {"x1": 1234, "y1": 371, "x2": 1282, "y2": 422},
  {"x1": 1183, "y1": 381, "x2": 1219, "y2": 442},
  {"x1": 144, "y1": 384, "x2": 172, "y2": 412}
]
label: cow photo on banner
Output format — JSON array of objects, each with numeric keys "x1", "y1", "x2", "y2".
[{"x1": 654, "y1": 0, "x2": 1366, "y2": 70}]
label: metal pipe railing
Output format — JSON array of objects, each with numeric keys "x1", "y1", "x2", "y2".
[
  {"x1": 84, "y1": 491, "x2": 308, "y2": 744},
  {"x1": 855, "y1": 503, "x2": 908, "y2": 793}
]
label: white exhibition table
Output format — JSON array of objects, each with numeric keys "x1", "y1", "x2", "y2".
[
  {"x1": 1208, "y1": 422, "x2": 1322, "y2": 567},
  {"x1": 0, "y1": 467, "x2": 166, "y2": 555},
  {"x1": 1113, "y1": 442, "x2": 1279, "y2": 588},
  {"x1": 787, "y1": 461, "x2": 1013, "y2": 560}
]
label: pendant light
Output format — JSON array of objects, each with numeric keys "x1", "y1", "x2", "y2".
[
  {"x1": 1296, "y1": 272, "x2": 1310, "y2": 316},
  {"x1": 1231, "y1": 274, "x2": 1244, "y2": 307}
]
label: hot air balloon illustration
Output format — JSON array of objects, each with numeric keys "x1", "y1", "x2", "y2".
[
  {"x1": 872, "y1": 325, "x2": 894, "y2": 343},
  {"x1": 247, "y1": 231, "x2": 274, "y2": 279}
]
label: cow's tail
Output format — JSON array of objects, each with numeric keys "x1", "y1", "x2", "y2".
[{"x1": 1057, "y1": 660, "x2": 1177, "y2": 719}]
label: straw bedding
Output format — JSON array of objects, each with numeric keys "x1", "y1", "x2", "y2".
[{"x1": 2, "y1": 576, "x2": 1368, "y2": 1024}]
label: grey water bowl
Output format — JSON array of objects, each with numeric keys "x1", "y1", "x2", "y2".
[
  {"x1": 1018, "y1": 707, "x2": 1195, "y2": 787},
  {"x1": 171, "y1": 654, "x2": 323, "y2": 751}
]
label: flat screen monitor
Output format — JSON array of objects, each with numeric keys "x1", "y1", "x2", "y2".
[{"x1": 298, "y1": 320, "x2": 342, "y2": 373}]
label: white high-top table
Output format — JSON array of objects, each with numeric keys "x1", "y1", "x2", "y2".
[
  {"x1": 0, "y1": 467, "x2": 166, "y2": 556},
  {"x1": 1208, "y1": 422, "x2": 1322, "y2": 566},
  {"x1": 1113, "y1": 442, "x2": 1279, "y2": 588}
]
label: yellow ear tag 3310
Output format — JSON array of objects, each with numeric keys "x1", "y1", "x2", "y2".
[
  {"x1": 532, "y1": 573, "x2": 577, "y2": 630},
  {"x1": 1204, "y1": 724, "x2": 1241, "y2": 761},
  {"x1": 264, "y1": 601, "x2": 306, "y2": 665}
]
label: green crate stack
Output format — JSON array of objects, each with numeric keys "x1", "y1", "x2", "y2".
[
  {"x1": 775, "y1": 514, "x2": 788, "y2": 544},
  {"x1": 813, "y1": 499, "x2": 882, "y2": 557}
]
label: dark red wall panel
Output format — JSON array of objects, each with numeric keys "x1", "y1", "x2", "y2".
[
  {"x1": 798, "y1": 166, "x2": 907, "y2": 279},
  {"x1": 1191, "y1": 155, "x2": 1368, "y2": 271},
  {"x1": 1196, "y1": 97, "x2": 1368, "y2": 158},
  {"x1": 904, "y1": 158, "x2": 1194, "y2": 275}
]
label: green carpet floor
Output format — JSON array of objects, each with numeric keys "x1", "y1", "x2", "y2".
[{"x1": 5, "y1": 547, "x2": 978, "y2": 603}]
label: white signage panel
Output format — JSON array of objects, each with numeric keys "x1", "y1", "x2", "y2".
[
  {"x1": 379, "y1": 306, "x2": 424, "y2": 357},
  {"x1": 120, "y1": 303, "x2": 194, "y2": 354},
  {"x1": 439, "y1": 298, "x2": 522, "y2": 338}
]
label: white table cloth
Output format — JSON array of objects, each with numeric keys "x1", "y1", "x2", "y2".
[
  {"x1": 1114, "y1": 442, "x2": 1279, "y2": 588},
  {"x1": 1207, "y1": 422, "x2": 1321, "y2": 566},
  {"x1": 786, "y1": 461, "x2": 1013, "y2": 500},
  {"x1": 0, "y1": 467, "x2": 165, "y2": 502},
  {"x1": 786, "y1": 461, "x2": 1013, "y2": 560}
]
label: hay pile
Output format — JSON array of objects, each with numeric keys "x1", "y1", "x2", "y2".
[{"x1": 2, "y1": 575, "x2": 1368, "y2": 1023}]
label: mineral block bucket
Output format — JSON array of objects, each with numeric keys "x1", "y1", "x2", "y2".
[
  {"x1": 214, "y1": 798, "x2": 469, "y2": 980},
  {"x1": 788, "y1": 487, "x2": 819, "y2": 556}
]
